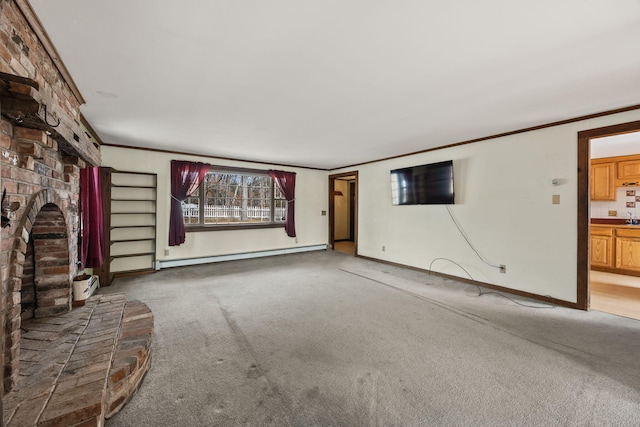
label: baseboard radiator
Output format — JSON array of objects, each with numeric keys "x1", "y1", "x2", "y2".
[{"x1": 157, "y1": 244, "x2": 327, "y2": 270}]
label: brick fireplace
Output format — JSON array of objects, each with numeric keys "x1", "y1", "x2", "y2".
[{"x1": 1, "y1": 0, "x2": 102, "y2": 401}]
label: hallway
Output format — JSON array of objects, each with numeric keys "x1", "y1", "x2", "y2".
[{"x1": 333, "y1": 241, "x2": 355, "y2": 256}]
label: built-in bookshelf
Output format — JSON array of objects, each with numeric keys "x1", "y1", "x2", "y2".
[{"x1": 95, "y1": 168, "x2": 157, "y2": 286}]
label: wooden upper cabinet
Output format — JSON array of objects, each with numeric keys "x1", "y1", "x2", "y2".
[
  {"x1": 591, "y1": 154, "x2": 640, "y2": 194},
  {"x1": 617, "y1": 158, "x2": 640, "y2": 186},
  {"x1": 590, "y1": 161, "x2": 616, "y2": 201}
]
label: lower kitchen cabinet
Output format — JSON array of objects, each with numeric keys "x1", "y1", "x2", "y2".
[
  {"x1": 615, "y1": 228, "x2": 640, "y2": 272},
  {"x1": 590, "y1": 232, "x2": 614, "y2": 268}
]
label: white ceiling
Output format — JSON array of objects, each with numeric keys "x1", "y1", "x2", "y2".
[{"x1": 30, "y1": 0, "x2": 640, "y2": 170}]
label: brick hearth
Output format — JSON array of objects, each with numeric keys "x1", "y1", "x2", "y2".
[{"x1": 2, "y1": 294, "x2": 152, "y2": 426}]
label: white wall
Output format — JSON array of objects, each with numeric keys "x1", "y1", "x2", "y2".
[
  {"x1": 101, "y1": 146, "x2": 328, "y2": 262},
  {"x1": 102, "y1": 109, "x2": 640, "y2": 303},
  {"x1": 334, "y1": 110, "x2": 640, "y2": 304}
]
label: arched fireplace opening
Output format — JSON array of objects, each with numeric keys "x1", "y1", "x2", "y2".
[
  {"x1": 29, "y1": 203, "x2": 71, "y2": 318},
  {"x1": 4, "y1": 190, "x2": 75, "y2": 392}
]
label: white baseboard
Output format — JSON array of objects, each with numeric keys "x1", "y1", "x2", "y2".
[{"x1": 157, "y1": 244, "x2": 327, "y2": 269}]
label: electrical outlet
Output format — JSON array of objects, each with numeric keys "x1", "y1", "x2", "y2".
[
  {"x1": 295, "y1": 237, "x2": 298, "y2": 244},
  {"x1": 382, "y1": 245, "x2": 386, "y2": 252},
  {"x1": 500, "y1": 264, "x2": 506, "y2": 274},
  {"x1": 164, "y1": 249, "x2": 170, "y2": 256},
  {"x1": 552, "y1": 194, "x2": 560, "y2": 205},
  {"x1": 608, "y1": 210, "x2": 618, "y2": 217},
  {"x1": 321, "y1": 210, "x2": 326, "y2": 216}
]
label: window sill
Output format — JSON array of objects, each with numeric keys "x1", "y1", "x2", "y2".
[{"x1": 185, "y1": 223, "x2": 285, "y2": 232}]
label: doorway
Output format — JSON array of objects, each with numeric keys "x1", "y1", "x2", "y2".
[
  {"x1": 329, "y1": 172, "x2": 358, "y2": 256},
  {"x1": 577, "y1": 120, "x2": 640, "y2": 317}
]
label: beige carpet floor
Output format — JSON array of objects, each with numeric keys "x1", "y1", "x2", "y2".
[{"x1": 101, "y1": 250, "x2": 640, "y2": 426}]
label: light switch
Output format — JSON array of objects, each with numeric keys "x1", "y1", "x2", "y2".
[{"x1": 552, "y1": 194, "x2": 560, "y2": 204}]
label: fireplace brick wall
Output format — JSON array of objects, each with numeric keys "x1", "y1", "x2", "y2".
[
  {"x1": 1, "y1": 0, "x2": 102, "y2": 396},
  {"x1": 1, "y1": 120, "x2": 83, "y2": 391}
]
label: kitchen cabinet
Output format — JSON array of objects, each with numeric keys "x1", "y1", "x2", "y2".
[
  {"x1": 591, "y1": 154, "x2": 640, "y2": 196},
  {"x1": 591, "y1": 225, "x2": 640, "y2": 276},
  {"x1": 615, "y1": 228, "x2": 640, "y2": 272},
  {"x1": 590, "y1": 161, "x2": 616, "y2": 201},
  {"x1": 616, "y1": 157, "x2": 640, "y2": 186},
  {"x1": 590, "y1": 227, "x2": 614, "y2": 268}
]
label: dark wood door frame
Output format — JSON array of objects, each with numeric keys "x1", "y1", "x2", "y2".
[
  {"x1": 577, "y1": 119, "x2": 640, "y2": 310},
  {"x1": 328, "y1": 171, "x2": 358, "y2": 253},
  {"x1": 349, "y1": 181, "x2": 356, "y2": 241}
]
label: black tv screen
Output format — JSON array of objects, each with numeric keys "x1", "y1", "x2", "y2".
[{"x1": 391, "y1": 160, "x2": 455, "y2": 205}]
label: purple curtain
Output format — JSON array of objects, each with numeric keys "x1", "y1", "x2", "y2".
[
  {"x1": 269, "y1": 169, "x2": 296, "y2": 237},
  {"x1": 169, "y1": 160, "x2": 210, "y2": 246},
  {"x1": 80, "y1": 167, "x2": 106, "y2": 268}
]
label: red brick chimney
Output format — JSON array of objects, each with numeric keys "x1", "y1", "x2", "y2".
[{"x1": 1, "y1": 0, "x2": 101, "y2": 396}]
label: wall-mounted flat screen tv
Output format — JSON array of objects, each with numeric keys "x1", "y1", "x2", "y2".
[{"x1": 391, "y1": 160, "x2": 455, "y2": 205}]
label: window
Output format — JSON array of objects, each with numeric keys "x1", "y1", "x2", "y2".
[{"x1": 183, "y1": 168, "x2": 286, "y2": 229}]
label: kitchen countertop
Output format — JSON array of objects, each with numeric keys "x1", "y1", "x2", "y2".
[
  {"x1": 591, "y1": 218, "x2": 639, "y2": 225},
  {"x1": 591, "y1": 223, "x2": 640, "y2": 228}
]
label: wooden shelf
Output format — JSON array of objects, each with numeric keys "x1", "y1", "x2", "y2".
[
  {"x1": 111, "y1": 212, "x2": 157, "y2": 215},
  {"x1": 112, "y1": 184, "x2": 156, "y2": 189},
  {"x1": 95, "y1": 168, "x2": 157, "y2": 287},
  {"x1": 111, "y1": 252, "x2": 155, "y2": 261},
  {"x1": 112, "y1": 268, "x2": 156, "y2": 278},
  {"x1": 111, "y1": 225, "x2": 155, "y2": 230},
  {"x1": 111, "y1": 238, "x2": 155, "y2": 245}
]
